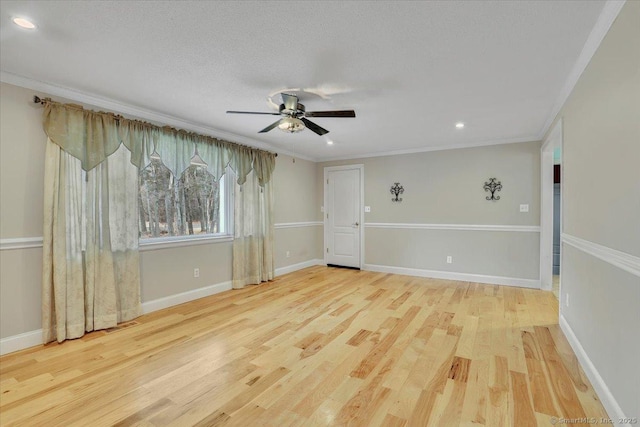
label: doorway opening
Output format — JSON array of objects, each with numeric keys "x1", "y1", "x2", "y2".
[
  {"x1": 540, "y1": 119, "x2": 563, "y2": 301},
  {"x1": 552, "y1": 152, "x2": 562, "y2": 299}
]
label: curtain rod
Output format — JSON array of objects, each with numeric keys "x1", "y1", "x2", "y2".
[{"x1": 33, "y1": 95, "x2": 278, "y2": 157}]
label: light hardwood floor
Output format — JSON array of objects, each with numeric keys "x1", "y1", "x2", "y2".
[{"x1": 0, "y1": 266, "x2": 608, "y2": 426}]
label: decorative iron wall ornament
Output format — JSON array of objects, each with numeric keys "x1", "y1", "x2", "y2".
[
  {"x1": 390, "y1": 182, "x2": 404, "y2": 202},
  {"x1": 483, "y1": 178, "x2": 502, "y2": 201}
]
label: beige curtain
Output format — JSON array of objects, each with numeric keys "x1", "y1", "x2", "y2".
[
  {"x1": 42, "y1": 101, "x2": 268, "y2": 183},
  {"x1": 40, "y1": 99, "x2": 277, "y2": 340},
  {"x1": 232, "y1": 152, "x2": 276, "y2": 288},
  {"x1": 42, "y1": 141, "x2": 141, "y2": 343}
]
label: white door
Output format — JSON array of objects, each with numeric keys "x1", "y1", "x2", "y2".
[{"x1": 325, "y1": 166, "x2": 362, "y2": 268}]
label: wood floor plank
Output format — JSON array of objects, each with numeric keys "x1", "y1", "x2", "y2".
[
  {"x1": 510, "y1": 370, "x2": 537, "y2": 427},
  {"x1": 0, "y1": 266, "x2": 609, "y2": 426}
]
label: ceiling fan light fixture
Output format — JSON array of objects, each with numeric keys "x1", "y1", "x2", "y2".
[{"x1": 278, "y1": 117, "x2": 305, "y2": 133}]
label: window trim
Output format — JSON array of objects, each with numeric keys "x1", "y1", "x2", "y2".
[{"x1": 139, "y1": 234, "x2": 233, "y2": 252}]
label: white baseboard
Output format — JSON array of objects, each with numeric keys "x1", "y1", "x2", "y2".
[
  {"x1": 141, "y1": 281, "x2": 232, "y2": 314},
  {"x1": 363, "y1": 264, "x2": 540, "y2": 289},
  {"x1": 0, "y1": 329, "x2": 42, "y2": 356},
  {"x1": 275, "y1": 259, "x2": 324, "y2": 277},
  {"x1": 143, "y1": 258, "x2": 325, "y2": 315},
  {"x1": 1, "y1": 282, "x2": 234, "y2": 355},
  {"x1": 0, "y1": 260, "x2": 326, "y2": 356},
  {"x1": 559, "y1": 315, "x2": 627, "y2": 426}
]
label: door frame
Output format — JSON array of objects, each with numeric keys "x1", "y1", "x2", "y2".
[
  {"x1": 323, "y1": 164, "x2": 365, "y2": 269},
  {"x1": 540, "y1": 119, "x2": 563, "y2": 291}
]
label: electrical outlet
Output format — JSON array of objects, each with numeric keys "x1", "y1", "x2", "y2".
[
  {"x1": 520, "y1": 204, "x2": 529, "y2": 212},
  {"x1": 193, "y1": 268, "x2": 200, "y2": 278},
  {"x1": 365, "y1": 206, "x2": 371, "y2": 213},
  {"x1": 565, "y1": 293, "x2": 570, "y2": 307},
  {"x1": 286, "y1": 251, "x2": 291, "y2": 258},
  {"x1": 446, "y1": 256, "x2": 452, "y2": 264}
]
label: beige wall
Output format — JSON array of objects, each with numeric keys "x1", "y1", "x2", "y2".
[
  {"x1": 139, "y1": 242, "x2": 233, "y2": 302},
  {"x1": 319, "y1": 142, "x2": 541, "y2": 280},
  {"x1": 1, "y1": 83, "x2": 49, "y2": 339},
  {"x1": 551, "y1": 1, "x2": 640, "y2": 418},
  {"x1": 366, "y1": 228, "x2": 540, "y2": 279},
  {"x1": 0, "y1": 82, "x2": 321, "y2": 340},
  {"x1": 273, "y1": 155, "x2": 322, "y2": 223},
  {"x1": 321, "y1": 143, "x2": 541, "y2": 225},
  {"x1": 0, "y1": 83, "x2": 45, "y2": 238},
  {"x1": 272, "y1": 154, "x2": 323, "y2": 268}
]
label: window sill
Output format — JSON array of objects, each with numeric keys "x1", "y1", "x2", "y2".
[{"x1": 139, "y1": 234, "x2": 233, "y2": 252}]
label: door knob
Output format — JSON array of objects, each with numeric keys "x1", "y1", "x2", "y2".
[{"x1": 353, "y1": 222, "x2": 359, "y2": 227}]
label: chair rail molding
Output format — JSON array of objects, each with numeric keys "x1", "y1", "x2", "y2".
[
  {"x1": 274, "y1": 221, "x2": 323, "y2": 229},
  {"x1": 365, "y1": 223, "x2": 540, "y2": 232},
  {"x1": 0, "y1": 237, "x2": 44, "y2": 251},
  {"x1": 562, "y1": 233, "x2": 640, "y2": 277}
]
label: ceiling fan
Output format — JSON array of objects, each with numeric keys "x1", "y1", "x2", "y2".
[{"x1": 226, "y1": 93, "x2": 356, "y2": 136}]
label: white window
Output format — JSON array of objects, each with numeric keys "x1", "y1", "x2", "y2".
[{"x1": 138, "y1": 157, "x2": 233, "y2": 243}]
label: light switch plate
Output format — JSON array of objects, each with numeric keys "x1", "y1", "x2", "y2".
[
  {"x1": 365, "y1": 206, "x2": 371, "y2": 213},
  {"x1": 321, "y1": 206, "x2": 324, "y2": 212},
  {"x1": 520, "y1": 204, "x2": 529, "y2": 212}
]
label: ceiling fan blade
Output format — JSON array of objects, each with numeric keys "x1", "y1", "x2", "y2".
[
  {"x1": 227, "y1": 110, "x2": 281, "y2": 115},
  {"x1": 258, "y1": 119, "x2": 283, "y2": 133},
  {"x1": 281, "y1": 93, "x2": 298, "y2": 110},
  {"x1": 301, "y1": 118, "x2": 329, "y2": 136},
  {"x1": 305, "y1": 110, "x2": 356, "y2": 118}
]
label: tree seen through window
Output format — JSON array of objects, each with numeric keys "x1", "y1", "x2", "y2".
[{"x1": 138, "y1": 157, "x2": 224, "y2": 239}]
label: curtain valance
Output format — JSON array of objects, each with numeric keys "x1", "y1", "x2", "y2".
[{"x1": 43, "y1": 100, "x2": 276, "y2": 185}]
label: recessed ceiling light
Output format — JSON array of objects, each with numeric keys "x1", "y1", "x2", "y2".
[
  {"x1": 327, "y1": 140, "x2": 334, "y2": 145},
  {"x1": 455, "y1": 122, "x2": 465, "y2": 129},
  {"x1": 12, "y1": 17, "x2": 37, "y2": 30}
]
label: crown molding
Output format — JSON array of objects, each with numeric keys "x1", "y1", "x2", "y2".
[
  {"x1": 317, "y1": 136, "x2": 540, "y2": 162},
  {"x1": 537, "y1": 0, "x2": 626, "y2": 140},
  {"x1": 0, "y1": 71, "x2": 317, "y2": 162}
]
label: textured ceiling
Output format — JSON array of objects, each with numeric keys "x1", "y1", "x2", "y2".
[{"x1": 0, "y1": 1, "x2": 607, "y2": 160}]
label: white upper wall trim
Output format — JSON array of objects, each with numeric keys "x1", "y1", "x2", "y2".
[
  {"x1": 0, "y1": 237, "x2": 43, "y2": 251},
  {"x1": 0, "y1": 71, "x2": 544, "y2": 163},
  {"x1": 365, "y1": 223, "x2": 540, "y2": 233},
  {"x1": 562, "y1": 233, "x2": 640, "y2": 278},
  {"x1": 275, "y1": 222, "x2": 323, "y2": 229},
  {"x1": 0, "y1": 72, "x2": 315, "y2": 162},
  {"x1": 320, "y1": 137, "x2": 539, "y2": 162},
  {"x1": 537, "y1": 0, "x2": 626, "y2": 139}
]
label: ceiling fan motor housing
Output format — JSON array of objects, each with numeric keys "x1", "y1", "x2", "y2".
[{"x1": 279, "y1": 103, "x2": 305, "y2": 118}]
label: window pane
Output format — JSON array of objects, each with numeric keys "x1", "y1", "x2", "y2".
[{"x1": 139, "y1": 159, "x2": 223, "y2": 239}]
